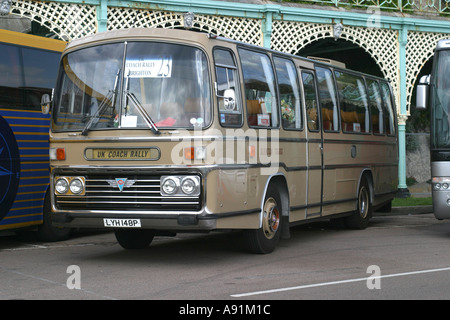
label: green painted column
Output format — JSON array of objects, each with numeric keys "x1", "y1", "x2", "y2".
[
  {"x1": 397, "y1": 25, "x2": 410, "y2": 197},
  {"x1": 262, "y1": 10, "x2": 273, "y2": 48},
  {"x1": 97, "y1": 0, "x2": 108, "y2": 33}
]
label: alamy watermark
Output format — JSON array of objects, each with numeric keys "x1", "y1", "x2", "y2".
[
  {"x1": 170, "y1": 128, "x2": 280, "y2": 176},
  {"x1": 366, "y1": 265, "x2": 381, "y2": 290},
  {"x1": 64, "y1": 264, "x2": 382, "y2": 293},
  {"x1": 66, "y1": 265, "x2": 81, "y2": 290},
  {"x1": 366, "y1": 6, "x2": 381, "y2": 29}
]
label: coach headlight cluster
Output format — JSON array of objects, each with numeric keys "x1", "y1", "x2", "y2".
[
  {"x1": 55, "y1": 177, "x2": 69, "y2": 194},
  {"x1": 54, "y1": 176, "x2": 85, "y2": 195},
  {"x1": 432, "y1": 177, "x2": 450, "y2": 191},
  {"x1": 160, "y1": 175, "x2": 200, "y2": 197}
]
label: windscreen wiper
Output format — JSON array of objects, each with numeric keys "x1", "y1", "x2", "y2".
[
  {"x1": 81, "y1": 69, "x2": 121, "y2": 136},
  {"x1": 125, "y1": 91, "x2": 160, "y2": 135},
  {"x1": 122, "y1": 71, "x2": 160, "y2": 135}
]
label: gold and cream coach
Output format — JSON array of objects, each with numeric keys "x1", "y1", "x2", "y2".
[{"x1": 43, "y1": 28, "x2": 398, "y2": 253}]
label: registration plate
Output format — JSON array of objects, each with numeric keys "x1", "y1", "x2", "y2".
[{"x1": 103, "y1": 218, "x2": 141, "y2": 228}]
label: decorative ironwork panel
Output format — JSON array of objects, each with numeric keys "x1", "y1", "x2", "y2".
[
  {"x1": 277, "y1": 0, "x2": 450, "y2": 14},
  {"x1": 271, "y1": 21, "x2": 333, "y2": 55},
  {"x1": 342, "y1": 25, "x2": 399, "y2": 107},
  {"x1": 107, "y1": 7, "x2": 262, "y2": 46},
  {"x1": 6, "y1": 0, "x2": 450, "y2": 116},
  {"x1": 272, "y1": 20, "x2": 400, "y2": 108},
  {"x1": 406, "y1": 30, "x2": 450, "y2": 107},
  {"x1": 11, "y1": 0, "x2": 97, "y2": 40}
]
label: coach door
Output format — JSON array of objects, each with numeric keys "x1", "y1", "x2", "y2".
[{"x1": 301, "y1": 70, "x2": 323, "y2": 218}]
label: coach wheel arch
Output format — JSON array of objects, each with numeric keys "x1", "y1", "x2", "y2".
[
  {"x1": 262, "y1": 175, "x2": 289, "y2": 217},
  {"x1": 359, "y1": 170, "x2": 374, "y2": 205},
  {"x1": 243, "y1": 175, "x2": 290, "y2": 254}
]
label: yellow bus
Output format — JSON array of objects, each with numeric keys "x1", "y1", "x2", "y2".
[
  {"x1": 44, "y1": 28, "x2": 398, "y2": 253},
  {"x1": 0, "y1": 29, "x2": 69, "y2": 240}
]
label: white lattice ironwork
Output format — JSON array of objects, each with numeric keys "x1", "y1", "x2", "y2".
[
  {"x1": 107, "y1": 7, "x2": 262, "y2": 46},
  {"x1": 6, "y1": 0, "x2": 450, "y2": 116},
  {"x1": 406, "y1": 30, "x2": 450, "y2": 107},
  {"x1": 272, "y1": 20, "x2": 400, "y2": 108},
  {"x1": 11, "y1": 0, "x2": 97, "y2": 40},
  {"x1": 107, "y1": 8, "x2": 182, "y2": 31},
  {"x1": 342, "y1": 25, "x2": 400, "y2": 108},
  {"x1": 277, "y1": 0, "x2": 450, "y2": 15},
  {"x1": 271, "y1": 21, "x2": 333, "y2": 54}
]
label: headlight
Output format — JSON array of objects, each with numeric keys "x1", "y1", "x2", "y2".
[
  {"x1": 55, "y1": 178, "x2": 69, "y2": 194},
  {"x1": 162, "y1": 177, "x2": 179, "y2": 195},
  {"x1": 161, "y1": 175, "x2": 200, "y2": 196},
  {"x1": 433, "y1": 177, "x2": 450, "y2": 191},
  {"x1": 54, "y1": 176, "x2": 85, "y2": 195},
  {"x1": 181, "y1": 178, "x2": 197, "y2": 195},
  {"x1": 69, "y1": 178, "x2": 84, "y2": 194}
]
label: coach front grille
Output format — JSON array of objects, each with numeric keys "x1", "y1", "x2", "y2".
[{"x1": 54, "y1": 172, "x2": 201, "y2": 211}]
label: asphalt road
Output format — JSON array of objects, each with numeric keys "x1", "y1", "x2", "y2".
[{"x1": 2, "y1": 211, "x2": 450, "y2": 303}]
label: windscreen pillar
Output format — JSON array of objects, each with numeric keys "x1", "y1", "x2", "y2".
[{"x1": 397, "y1": 25, "x2": 410, "y2": 198}]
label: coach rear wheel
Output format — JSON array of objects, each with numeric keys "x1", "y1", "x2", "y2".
[
  {"x1": 345, "y1": 178, "x2": 372, "y2": 230},
  {"x1": 244, "y1": 185, "x2": 282, "y2": 254},
  {"x1": 114, "y1": 229, "x2": 155, "y2": 249}
]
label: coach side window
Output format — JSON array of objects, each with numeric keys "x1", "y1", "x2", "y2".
[
  {"x1": 0, "y1": 43, "x2": 59, "y2": 110},
  {"x1": 239, "y1": 48, "x2": 279, "y2": 128},
  {"x1": 273, "y1": 56, "x2": 302, "y2": 130},
  {"x1": 0, "y1": 43, "x2": 21, "y2": 108},
  {"x1": 380, "y1": 82, "x2": 396, "y2": 135},
  {"x1": 302, "y1": 71, "x2": 319, "y2": 132},
  {"x1": 366, "y1": 79, "x2": 384, "y2": 134},
  {"x1": 214, "y1": 48, "x2": 242, "y2": 127},
  {"x1": 316, "y1": 66, "x2": 339, "y2": 132},
  {"x1": 334, "y1": 71, "x2": 370, "y2": 133}
]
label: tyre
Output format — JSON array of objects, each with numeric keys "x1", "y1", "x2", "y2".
[
  {"x1": 243, "y1": 185, "x2": 282, "y2": 254},
  {"x1": 36, "y1": 190, "x2": 71, "y2": 241},
  {"x1": 377, "y1": 200, "x2": 392, "y2": 213},
  {"x1": 114, "y1": 229, "x2": 155, "y2": 249},
  {"x1": 345, "y1": 177, "x2": 372, "y2": 230}
]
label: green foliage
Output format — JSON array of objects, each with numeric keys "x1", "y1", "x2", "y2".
[
  {"x1": 392, "y1": 197, "x2": 432, "y2": 206},
  {"x1": 406, "y1": 176, "x2": 417, "y2": 186}
]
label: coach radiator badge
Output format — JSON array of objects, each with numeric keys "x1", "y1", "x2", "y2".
[{"x1": 107, "y1": 178, "x2": 136, "y2": 192}]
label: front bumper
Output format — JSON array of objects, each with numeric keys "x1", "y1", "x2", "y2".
[
  {"x1": 433, "y1": 190, "x2": 450, "y2": 220},
  {"x1": 51, "y1": 210, "x2": 217, "y2": 231}
]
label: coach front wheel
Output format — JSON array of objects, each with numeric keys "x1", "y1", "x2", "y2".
[
  {"x1": 114, "y1": 229, "x2": 155, "y2": 249},
  {"x1": 37, "y1": 190, "x2": 71, "y2": 241},
  {"x1": 345, "y1": 178, "x2": 372, "y2": 229},
  {"x1": 243, "y1": 185, "x2": 282, "y2": 254}
]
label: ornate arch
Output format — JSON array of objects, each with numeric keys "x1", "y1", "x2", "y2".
[
  {"x1": 406, "y1": 30, "x2": 450, "y2": 107},
  {"x1": 272, "y1": 20, "x2": 400, "y2": 103},
  {"x1": 8, "y1": 0, "x2": 450, "y2": 115},
  {"x1": 10, "y1": 0, "x2": 97, "y2": 40},
  {"x1": 106, "y1": 7, "x2": 263, "y2": 46}
]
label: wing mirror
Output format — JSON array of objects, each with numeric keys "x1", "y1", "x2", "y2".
[
  {"x1": 41, "y1": 93, "x2": 52, "y2": 115},
  {"x1": 215, "y1": 83, "x2": 236, "y2": 111},
  {"x1": 416, "y1": 75, "x2": 430, "y2": 110}
]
